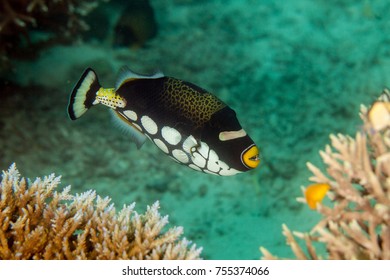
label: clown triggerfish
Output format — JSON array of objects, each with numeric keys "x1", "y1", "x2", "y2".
[{"x1": 68, "y1": 67, "x2": 260, "y2": 176}]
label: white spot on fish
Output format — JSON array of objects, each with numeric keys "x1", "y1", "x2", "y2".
[
  {"x1": 217, "y1": 159, "x2": 230, "y2": 171},
  {"x1": 192, "y1": 151, "x2": 206, "y2": 168},
  {"x1": 161, "y1": 126, "x2": 182, "y2": 145},
  {"x1": 153, "y1": 138, "x2": 169, "y2": 153},
  {"x1": 206, "y1": 149, "x2": 221, "y2": 173},
  {"x1": 204, "y1": 169, "x2": 217, "y2": 175},
  {"x1": 172, "y1": 149, "x2": 189, "y2": 164},
  {"x1": 124, "y1": 110, "x2": 137, "y2": 121},
  {"x1": 197, "y1": 142, "x2": 210, "y2": 158},
  {"x1": 182, "y1": 135, "x2": 198, "y2": 154},
  {"x1": 141, "y1": 115, "x2": 158, "y2": 135},
  {"x1": 188, "y1": 164, "x2": 202, "y2": 172},
  {"x1": 219, "y1": 168, "x2": 241, "y2": 176},
  {"x1": 219, "y1": 129, "x2": 247, "y2": 141}
]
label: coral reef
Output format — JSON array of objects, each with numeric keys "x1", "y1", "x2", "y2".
[
  {"x1": 0, "y1": 164, "x2": 202, "y2": 260},
  {"x1": 0, "y1": 0, "x2": 108, "y2": 65},
  {"x1": 260, "y1": 90, "x2": 390, "y2": 260}
]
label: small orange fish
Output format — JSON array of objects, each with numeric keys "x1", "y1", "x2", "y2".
[{"x1": 305, "y1": 183, "x2": 330, "y2": 209}]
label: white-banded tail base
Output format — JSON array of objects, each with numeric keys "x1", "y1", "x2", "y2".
[{"x1": 68, "y1": 68, "x2": 101, "y2": 120}]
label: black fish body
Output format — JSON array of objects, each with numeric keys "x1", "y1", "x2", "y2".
[{"x1": 68, "y1": 68, "x2": 260, "y2": 176}]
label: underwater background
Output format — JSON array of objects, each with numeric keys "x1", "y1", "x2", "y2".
[{"x1": 1, "y1": 0, "x2": 389, "y2": 259}]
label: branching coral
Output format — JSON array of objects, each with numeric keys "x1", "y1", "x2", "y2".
[
  {"x1": 260, "y1": 90, "x2": 390, "y2": 260},
  {"x1": 0, "y1": 164, "x2": 202, "y2": 260}
]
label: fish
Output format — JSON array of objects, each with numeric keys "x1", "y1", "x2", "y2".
[
  {"x1": 67, "y1": 67, "x2": 260, "y2": 176},
  {"x1": 113, "y1": 0, "x2": 157, "y2": 48},
  {"x1": 368, "y1": 101, "x2": 390, "y2": 131},
  {"x1": 305, "y1": 183, "x2": 330, "y2": 209},
  {"x1": 367, "y1": 88, "x2": 390, "y2": 131}
]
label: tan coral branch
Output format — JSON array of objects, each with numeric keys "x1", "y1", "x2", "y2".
[
  {"x1": 0, "y1": 164, "x2": 202, "y2": 260},
  {"x1": 260, "y1": 90, "x2": 390, "y2": 260}
]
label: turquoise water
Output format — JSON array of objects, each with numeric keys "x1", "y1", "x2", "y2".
[{"x1": 1, "y1": 0, "x2": 389, "y2": 259}]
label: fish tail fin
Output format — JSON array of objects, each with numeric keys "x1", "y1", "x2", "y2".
[{"x1": 68, "y1": 68, "x2": 101, "y2": 120}]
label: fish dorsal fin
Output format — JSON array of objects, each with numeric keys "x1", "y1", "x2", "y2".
[{"x1": 115, "y1": 66, "x2": 164, "y2": 89}]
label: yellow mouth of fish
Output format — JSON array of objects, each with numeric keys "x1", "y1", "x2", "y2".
[{"x1": 242, "y1": 145, "x2": 260, "y2": 169}]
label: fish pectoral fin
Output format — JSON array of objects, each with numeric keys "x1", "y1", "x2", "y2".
[
  {"x1": 128, "y1": 123, "x2": 147, "y2": 149},
  {"x1": 111, "y1": 110, "x2": 147, "y2": 149}
]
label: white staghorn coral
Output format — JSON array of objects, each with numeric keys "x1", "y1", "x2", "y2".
[
  {"x1": 260, "y1": 89, "x2": 390, "y2": 260},
  {"x1": 0, "y1": 163, "x2": 202, "y2": 260}
]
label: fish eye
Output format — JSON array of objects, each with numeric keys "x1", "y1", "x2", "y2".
[{"x1": 241, "y1": 145, "x2": 260, "y2": 169}]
